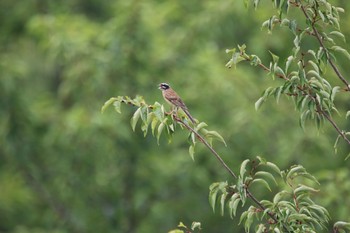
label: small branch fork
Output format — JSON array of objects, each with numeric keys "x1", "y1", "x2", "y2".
[{"x1": 173, "y1": 115, "x2": 291, "y2": 233}]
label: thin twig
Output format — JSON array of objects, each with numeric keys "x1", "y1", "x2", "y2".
[{"x1": 174, "y1": 115, "x2": 237, "y2": 179}]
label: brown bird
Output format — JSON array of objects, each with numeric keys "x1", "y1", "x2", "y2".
[{"x1": 158, "y1": 83, "x2": 196, "y2": 124}]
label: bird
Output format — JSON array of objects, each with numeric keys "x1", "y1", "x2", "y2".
[{"x1": 158, "y1": 83, "x2": 196, "y2": 124}]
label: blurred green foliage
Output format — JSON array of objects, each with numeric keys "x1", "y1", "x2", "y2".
[{"x1": 0, "y1": 0, "x2": 349, "y2": 232}]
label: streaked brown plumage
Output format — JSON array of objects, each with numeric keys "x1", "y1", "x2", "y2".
[{"x1": 158, "y1": 83, "x2": 196, "y2": 124}]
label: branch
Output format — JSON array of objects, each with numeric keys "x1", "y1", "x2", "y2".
[
  {"x1": 173, "y1": 115, "x2": 291, "y2": 233},
  {"x1": 174, "y1": 115, "x2": 237, "y2": 179},
  {"x1": 243, "y1": 56, "x2": 350, "y2": 145},
  {"x1": 299, "y1": 4, "x2": 350, "y2": 92}
]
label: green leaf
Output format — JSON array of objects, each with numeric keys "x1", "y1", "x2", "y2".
[
  {"x1": 191, "y1": 222, "x2": 201, "y2": 230},
  {"x1": 331, "y1": 46, "x2": 350, "y2": 61},
  {"x1": 157, "y1": 122, "x2": 165, "y2": 144},
  {"x1": 203, "y1": 130, "x2": 227, "y2": 146},
  {"x1": 239, "y1": 210, "x2": 248, "y2": 225},
  {"x1": 209, "y1": 183, "x2": 220, "y2": 213},
  {"x1": 189, "y1": 144, "x2": 195, "y2": 161},
  {"x1": 112, "y1": 100, "x2": 122, "y2": 113},
  {"x1": 177, "y1": 222, "x2": 186, "y2": 228},
  {"x1": 334, "y1": 134, "x2": 341, "y2": 154},
  {"x1": 308, "y1": 60, "x2": 320, "y2": 73},
  {"x1": 300, "y1": 110, "x2": 310, "y2": 130},
  {"x1": 168, "y1": 229, "x2": 184, "y2": 233},
  {"x1": 269, "y1": 51, "x2": 279, "y2": 64},
  {"x1": 153, "y1": 102, "x2": 164, "y2": 121},
  {"x1": 244, "y1": 210, "x2": 254, "y2": 232},
  {"x1": 331, "y1": 86, "x2": 340, "y2": 102},
  {"x1": 101, "y1": 97, "x2": 119, "y2": 113},
  {"x1": 286, "y1": 165, "x2": 306, "y2": 180},
  {"x1": 249, "y1": 54, "x2": 262, "y2": 66},
  {"x1": 288, "y1": 213, "x2": 314, "y2": 222},
  {"x1": 274, "y1": 86, "x2": 283, "y2": 103},
  {"x1": 240, "y1": 159, "x2": 250, "y2": 178},
  {"x1": 329, "y1": 31, "x2": 345, "y2": 42},
  {"x1": 289, "y1": 20, "x2": 297, "y2": 35},
  {"x1": 228, "y1": 193, "x2": 240, "y2": 218},
  {"x1": 285, "y1": 55, "x2": 294, "y2": 73},
  {"x1": 195, "y1": 122, "x2": 208, "y2": 131},
  {"x1": 346, "y1": 152, "x2": 350, "y2": 160},
  {"x1": 151, "y1": 115, "x2": 159, "y2": 136},
  {"x1": 266, "y1": 161, "x2": 282, "y2": 176},
  {"x1": 320, "y1": 90, "x2": 330, "y2": 99},
  {"x1": 220, "y1": 193, "x2": 226, "y2": 216},
  {"x1": 273, "y1": 190, "x2": 290, "y2": 203},
  {"x1": 299, "y1": 172, "x2": 320, "y2": 185},
  {"x1": 253, "y1": 0, "x2": 260, "y2": 9},
  {"x1": 334, "y1": 221, "x2": 350, "y2": 231},
  {"x1": 256, "y1": 224, "x2": 265, "y2": 233},
  {"x1": 130, "y1": 107, "x2": 141, "y2": 131},
  {"x1": 250, "y1": 178, "x2": 272, "y2": 191},
  {"x1": 307, "y1": 70, "x2": 323, "y2": 84},
  {"x1": 294, "y1": 185, "x2": 319, "y2": 195},
  {"x1": 346, "y1": 111, "x2": 350, "y2": 119},
  {"x1": 274, "y1": 66, "x2": 286, "y2": 78},
  {"x1": 255, "y1": 97, "x2": 265, "y2": 110},
  {"x1": 209, "y1": 182, "x2": 227, "y2": 213},
  {"x1": 255, "y1": 171, "x2": 277, "y2": 185}
]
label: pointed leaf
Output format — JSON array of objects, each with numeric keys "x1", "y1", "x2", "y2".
[
  {"x1": 255, "y1": 97, "x2": 265, "y2": 110},
  {"x1": 151, "y1": 116, "x2": 159, "y2": 136},
  {"x1": 274, "y1": 86, "x2": 283, "y2": 104},
  {"x1": 250, "y1": 178, "x2": 272, "y2": 191},
  {"x1": 101, "y1": 97, "x2": 119, "y2": 113},
  {"x1": 286, "y1": 165, "x2": 306, "y2": 180},
  {"x1": 204, "y1": 130, "x2": 227, "y2": 146},
  {"x1": 294, "y1": 184, "x2": 319, "y2": 195},
  {"x1": 273, "y1": 190, "x2": 290, "y2": 203},
  {"x1": 329, "y1": 31, "x2": 345, "y2": 42},
  {"x1": 331, "y1": 46, "x2": 350, "y2": 60},
  {"x1": 195, "y1": 122, "x2": 208, "y2": 131},
  {"x1": 229, "y1": 193, "x2": 241, "y2": 218},
  {"x1": 240, "y1": 159, "x2": 250, "y2": 178},
  {"x1": 189, "y1": 144, "x2": 195, "y2": 161},
  {"x1": 334, "y1": 221, "x2": 350, "y2": 231},
  {"x1": 239, "y1": 210, "x2": 248, "y2": 225},
  {"x1": 346, "y1": 111, "x2": 350, "y2": 119},
  {"x1": 220, "y1": 193, "x2": 226, "y2": 216},
  {"x1": 255, "y1": 171, "x2": 277, "y2": 185},
  {"x1": 157, "y1": 122, "x2": 165, "y2": 144},
  {"x1": 209, "y1": 183, "x2": 220, "y2": 213},
  {"x1": 266, "y1": 161, "x2": 282, "y2": 176},
  {"x1": 130, "y1": 107, "x2": 141, "y2": 131}
]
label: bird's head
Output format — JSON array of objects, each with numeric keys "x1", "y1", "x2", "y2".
[{"x1": 158, "y1": 83, "x2": 170, "y2": 90}]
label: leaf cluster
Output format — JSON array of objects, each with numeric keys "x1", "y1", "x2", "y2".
[
  {"x1": 102, "y1": 96, "x2": 226, "y2": 160},
  {"x1": 209, "y1": 157, "x2": 330, "y2": 232},
  {"x1": 226, "y1": 0, "x2": 350, "y2": 150}
]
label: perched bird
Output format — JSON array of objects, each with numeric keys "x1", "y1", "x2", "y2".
[{"x1": 158, "y1": 83, "x2": 196, "y2": 124}]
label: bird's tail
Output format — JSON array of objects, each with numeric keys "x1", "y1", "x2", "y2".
[{"x1": 182, "y1": 108, "x2": 196, "y2": 124}]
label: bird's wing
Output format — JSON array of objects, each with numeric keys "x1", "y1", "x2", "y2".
[
  {"x1": 172, "y1": 98, "x2": 188, "y2": 110},
  {"x1": 166, "y1": 91, "x2": 188, "y2": 109}
]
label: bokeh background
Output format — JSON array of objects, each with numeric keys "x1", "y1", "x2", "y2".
[{"x1": 1, "y1": 0, "x2": 350, "y2": 232}]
